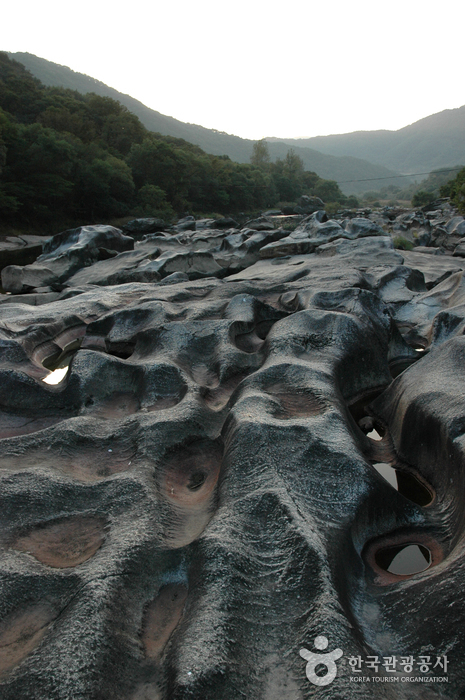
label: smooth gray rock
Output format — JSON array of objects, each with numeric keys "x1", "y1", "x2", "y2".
[
  {"x1": 2, "y1": 226, "x2": 134, "y2": 293},
  {"x1": 260, "y1": 216, "x2": 384, "y2": 258},
  {"x1": 1, "y1": 207, "x2": 465, "y2": 699}
]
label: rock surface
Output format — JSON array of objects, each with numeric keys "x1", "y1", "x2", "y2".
[
  {"x1": 0, "y1": 234, "x2": 50, "y2": 273},
  {"x1": 0, "y1": 204, "x2": 465, "y2": 699}
]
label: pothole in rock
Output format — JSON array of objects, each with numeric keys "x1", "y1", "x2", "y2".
[
  {"x1": 39, "y1": 334, "x2": 84, "y2": 385},
  {"x1": 367, "y1": 427, "x2": 383, "y2": 441},
  {"x1": 142, "y1": 583, "x2": 188, "y2": 660},
  {"x1": 201, "y1": 373, "x2": 247, "y2": 411},
  {"x1": 160, "y1": 439, "x2": 223, "y2": 548},
  {"x1": 364, "y1": 532, "x2": 443, "y2": 585},
  {"x1": 42, "y1": 354, "x2": 73, "y2": 385},
  {"x1": 9, "y1": 515, "x2": 108, "y2": 568},
  {"x1": 389, "y1": 359, "x2": 416, "y2": 378},
  {"x1": 375, "y1": 543, "x2": 431, "y2": 576},
  {"x1": 268, "y1": 386, "x2": 328, "y2": 419},
  {"x1": 232, "y1": 320, "x2": 276, "y2": 354},
  {"x1": 86, "y1": 392, "x2": 141, "y2": 420},
  {"x1": 358, "y1": 415, "x2": 385, "y2": 441},
  {"x1": 372, "y1": 463, "x2": 434, "y2": 506},
  {"x1": 349, "y1": 391, "x2": 386, "y2": 427},
  {"x1": 105, "y1": 342, "x2": 136, "y2": 360},
  {"x1": 0, "y1": 602, "x2": 58, "y2": 677}
]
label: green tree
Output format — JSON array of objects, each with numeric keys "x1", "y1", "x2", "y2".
[
  {"x1": 313, "y1": 179, "x2": 343, "y2": 203},
  {"x1": 136, "y1": 184, "x2": 175, "y2": 220},
  {"x1": 250, "y1": 139, "x2": 270, "y2": 170},
  {"x1": 283, "y1": 149, "x2": 304, "y2": 179},
  {"x1": 74, "y1": 155, "x2": 135, "y2": 219},
  {"x1": 411, "y1": 190, "x2": 435, "y2": 208},
  {"x1": 101, "y1": 111, "x2": 145, "y2": 156}
]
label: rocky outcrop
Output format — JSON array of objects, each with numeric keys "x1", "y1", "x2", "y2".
[
  {"x1": 0, "y1": 205, "x2": 465, "y2": 699},
  {"x1": 1, "y1": 226, "x2": 134, "y2": 293},
  {"x1": 260, "y1": 211, "x2": 385, "y2": 258}
]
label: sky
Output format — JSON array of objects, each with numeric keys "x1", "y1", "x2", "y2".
[{"x1": 3, "y1": 0, "x2": 464, "y2": 141}]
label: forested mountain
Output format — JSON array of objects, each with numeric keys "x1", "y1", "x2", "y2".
[
  {"x1": 8, "y1": 52, "x2": 405, "y2": 194},
  {"x1": 268, "y1": 106, "x2": 465, "y2": 174},
  {"x1": 0, "y1": 52, "x2": 356, "y2": 232}
]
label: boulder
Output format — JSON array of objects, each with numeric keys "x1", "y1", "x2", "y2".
[
  {"x1": 211, "y1": 217, "x2": 239, "y2": 229},
  {"x1": 1, "y1": 226, "x2": 134, "y2": 293},
  {"x1": 297, "y1": 194, "x2": 325, "y2": 213},
  {"x1": 241, "y1": 216, "x2": 275, "y2": 231},
  {"x1": 122, "y1": 218, "x2": 166, "y2": 237},
  {"x1": 173, "y1": 216, "x2": 196, "y2": 232}
]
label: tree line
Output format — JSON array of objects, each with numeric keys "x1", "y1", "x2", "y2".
[{"x1": 0, "y1": 52, "x2": 354, "y2": 231}]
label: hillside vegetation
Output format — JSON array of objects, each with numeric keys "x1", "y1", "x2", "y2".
[
  {"x1": 0, "y1": 53, "x2": 354, "y2": 232},
  {"x1": 8, "y1": 52, "x2": 405, "y2": 195}
]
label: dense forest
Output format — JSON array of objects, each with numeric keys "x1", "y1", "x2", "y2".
[{"x1": 0, "y1": 53, "x2": 356, "y2": 232}]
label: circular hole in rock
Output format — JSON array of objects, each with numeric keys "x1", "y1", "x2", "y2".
[
  {"x1": 358, "y1": 415, "x2": 385, "y2": 439},
  {"x1": 373, "y1": 463, "x2": 434, "y2": 506},
  {"x1": 42, "y1": 355, "x2": 73, "y2": 385},
  {"x1": 373, "y1": 462, "x2": 398, "y2": 489},
  {"x1": 396, "y1": 470, "x2": 434, "y2": 506},
  {"x1": 187, "y1": 471, "x2": 207, "y2": 491},
  {"x1": 375, "y1": 544, "x2": 431, "y2": 576},
  {"x1": 162, "y1": 440, "x2": 223, "y2": 505},
  {"x1": 142, "y1": 584, "x2": 188, "y2": 659},
  {"x1": 365, "y1": 532, "x2": 443, "y2": 585}
]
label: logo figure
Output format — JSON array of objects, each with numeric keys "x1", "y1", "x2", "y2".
[{"x1": 300, "y1": 635, "x2": 343, "y2": 686}]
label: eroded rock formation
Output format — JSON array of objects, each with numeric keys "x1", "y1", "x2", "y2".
[{"x1": 0, "y1": 205, "x2": 465, "y2": 698}]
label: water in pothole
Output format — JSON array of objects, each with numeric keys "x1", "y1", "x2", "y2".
[{"x1": 375, "y1": 544, "x2": 431, "y2": 576}]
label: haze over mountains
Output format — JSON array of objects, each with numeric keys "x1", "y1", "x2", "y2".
[
  {"x1": 9, "y1": 52, "x2": 465, "y2": 195},
  {"x1": 268, "y1": 105, "x2": 465, "y2": 174}
]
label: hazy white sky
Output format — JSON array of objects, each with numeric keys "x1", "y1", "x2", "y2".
[{"x1": 3, "y1": 0, "x2": 464, "y2": 140}]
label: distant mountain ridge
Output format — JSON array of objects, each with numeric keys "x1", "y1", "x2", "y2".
[
  {"x1": 8, "y1": 52, "x2": 407, "y2": 195},
  {"x1": 267, "y1": 106, "x2": 465, "y2": 174}
]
